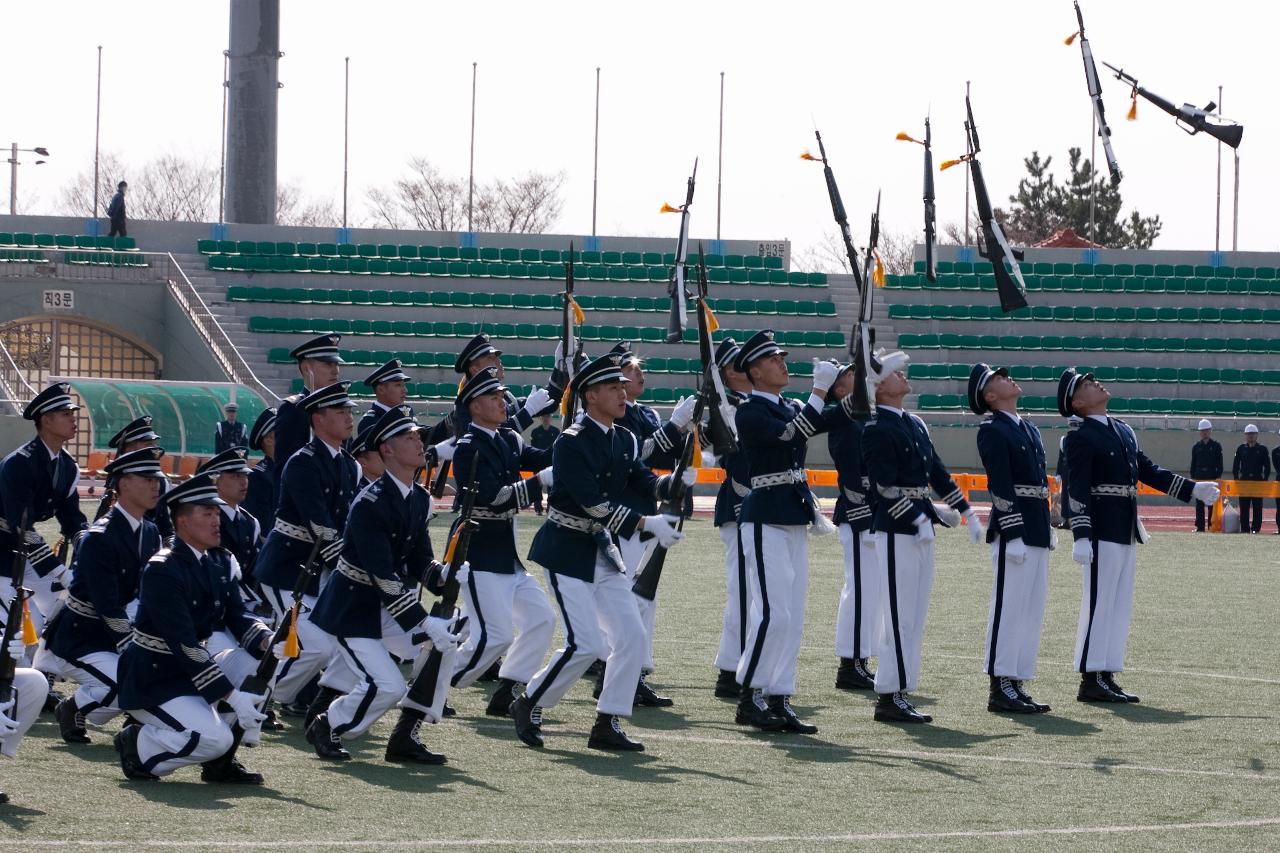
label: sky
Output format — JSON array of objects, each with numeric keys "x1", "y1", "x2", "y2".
[{"x1": 3, "y1": 0, "x2": 1273, "y2": 257}]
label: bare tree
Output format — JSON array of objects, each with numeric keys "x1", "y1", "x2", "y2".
[
  {"x1": 131, "y1": 154, "x2": 218, "y2": 221},
  {"x1": 58, "y1": 151, "x2": 129, "y2": 217},
  {"x1": 792, "y1": 228, "x2": 916, "y2": 276},
  {"x1": 276, "y1": 182, "x2": 341, "y2": 227},
  {"x1": 475, "y1": 172, "x2": 565, "y2": 234}
]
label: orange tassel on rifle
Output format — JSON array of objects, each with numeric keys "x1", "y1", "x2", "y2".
[
  {"x1": 660, "y1": 202, "x2": 682, "y2": 213},
  {"x1": 702, "y1": 301, "x2": 720, "y2": 333},
  {"x1": 568, "y1": 295, "x2": 585, "y2": 325},
  {"x1": 283, "y1": 603, "x2": 301, "y2": 658},
  {"x1": 939, "y1": 157, "x2": 965, "y2": 171},
  {"x1": 896, "y1": 132, "x2": 922, "y2": 145},
  {"x1": 873, "y1": 252, "x2": 886, "y2": 288},
  {"x1": 443, "y1": 527, "x2": 462, "y2": 565},
  {"x1": 21, "y1": 598, "x2": 38, "y2": 646},
  {"x1": 691, "y1": 428, "x2": 702, "y2": 469},
  {"x1": 1127, "y1": 93, "x2": 1138, "y2": 121},
  {"x1": 1064, "y1": 31, "x2": 1079, "y2": 46}
]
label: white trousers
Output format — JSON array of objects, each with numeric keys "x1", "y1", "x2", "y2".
[
  {"x1": 206, "y1": 629, "x2": 268, "y2": 745},
  {"x1": 45, "y1": 649, "x2": 123, "y2": 727},
  {"x1": 984, "y1": 538, "x2": 1050, "y2": 681},
  {"x1": 619, "y1": 532, "x2": 659, "y2": 672},
  {"x1": 1, "y1": 567, "x2": 63, "y2": 664},
  {"x1": 836, "y1": 526, "x2": 883, "y2": 661},
  {"x1": 261, "y1": 585, "x2": 347, "y2": 702},
  {"x1": 327, "y1": 637, "x2": 408, "y2": 739},
  {"x1": 525, "y1": 555, "x2": 645, "y2": 717},
  {"x1": 452, "y1": 569, "x2": 556, "y2": 688},
  {"x1": 714, "y1": 523, "x2": 750, "y2": 673},
  {"x1": 0, "y1": 667, "x2": 50, "y2": 757},
  {"x1": 132, "y1": 691, "x2": 236, "y2": 778},
  {"x1": 736, "y1": 523, "x2": 809, "y2": 697},
  {"x1": 1074, "y1": 540, "x2": 1138, "y2": 674},
  {"x1": 873, "y1": 532, "x2": 935, "y2": 695}
]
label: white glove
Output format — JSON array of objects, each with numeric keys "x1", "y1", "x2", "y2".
[
  {"x1": 964, "y1": 509, "x2": 985, "y2": 545},
  {"x1": 860, "y1": 531, "x2": 877, "y2": 550},
  {"x1": 670, "y1": 395, "x2": 697, "y2": 429},
  {"x1": 554, "y1": 340, "x2": 566, "y2": 368},
  {"x1": 932, "y1": 503, "x2": 962, "y2": 527},
  {"x1": 522, "y1": 387, "x2": 553, "y2": 416},
  {"x1": 271, "y1": 641, "x2": 290, "y2": 661},
  {"x1": 537, "y1": 467, "x2": 554, "y2": 489},
  {"x1": 0, "y1": 700, "x2": 18, "y2": 739},
  {"x1": 811, "y1": 359, "x2": 839, "y2": 393},
  {"x1": 700, "y1": 449, "x2": 717, "y2": 468},
  {"x1": 451, "y1": 560, "x2": 471, "y2": 589},
  {"x1": 7, "y1": 637, "x2": 26, "y2": 662},
  {"x1": 422, "y1": 616, "x2": 459, "y2": 650},
  {"x1": 1004, "y1": 537, "x2": 1028, "y2": 565},
  {"x1": 226, "y1": 690, "x2": 267, "y2": 729},
  {"x1": 433, "y1": 437, "x2": 456, "y2": 463},
  {"x1": 1192, "y1": 481, "x2": 1220, "y2": 504},
  {"x1": 1072, "y1": 538, "x2": 1093, "y2": 566},
  {"x1": 680, "y1": 467, "x2": 697, "y2": 488},
  {"x1": 913, "y1": 516, "x2": 936, "y2": 544},
  {"x1": 718, "y1": 400, "x2": 738, "y2": 433},
  {"x1": 642, "y1": 514, "x2": 684, "y2": 548},
  {"x1": 319, "y1": 537, "x2": 344, "y2": 564}
]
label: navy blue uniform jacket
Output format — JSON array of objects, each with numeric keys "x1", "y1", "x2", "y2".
[
  {"x1": 713, "y1": 391, "x2": 751, "y2": 527},
  {"x1": 451, "y1": 425, "x2": 551, "y2": 573},
  {"x1": 829, "y1": 414, "x2": 876, "y2": 534},
  {"x1": 0, "y1": 437, "x2": 87, "y2": 577},
  {"x1": 861, "y1": 406, "x2": 971, "y2": 535},
  {"x1": 976, "y1": 412, "x2": 1051, "y2": 548},
  {"x1": 243, "y1": 456, "x2": 278, "y2": 536}
]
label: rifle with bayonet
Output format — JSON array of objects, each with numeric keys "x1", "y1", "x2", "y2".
[
  {"x1": 661, "y1": 159, "x2": 697, "y2": 344},
  {"x1": 896, "y1": 117, "x2": 938, "y2": 283},
  {"x1": 941, "y1": 94, "x2": 1029, "y2": 313},
  {"x1": 1102, "y1": 61, "x2": 1243, "y2": 149},
  {"x1": 693, "y1": 247, "x2": 737, "y2": 459},
  {"x1": 0, "y1": 511, "x2": 35, "y2": 703},
  {"x1": 1067, "y1": 1, "x2": 1122, "y2": 186},
  {"x1": 558, "y1": 243, "x2": 586, "y2": 429},
  {"x1": 239, "y1": 527, "x2": 325, "y2": 697}
]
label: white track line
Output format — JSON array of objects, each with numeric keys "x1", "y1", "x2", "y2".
[{"x1": 24, "y1": 816, "x2": 1280, "y2": 847}]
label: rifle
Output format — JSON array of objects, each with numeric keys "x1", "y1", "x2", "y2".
[
  {"x1": 941, "y1": 94, "x2": 1029, "y2": 313},
  {"x1": 801, "y1": 130, "x2": 873, "y2": 417},
  {"x1": 0, "y1": 511, "x2": 35, "y2": 703},
  {"x1": 429, "y1": 410, "x2": 458, "y2": 500},
  {"x1": 1102, "y1": 61, "x2": 1243, "y2": 149},
  {"x1": 1066, "y1": 2, "x2": 1122, "y2": 186},
  {"x1": 692, "y1": 248, "x2": 737, "y2": 459},
  {"x1": 238, "y1": 529, "x2": 324, "y2": 697},
  {"x1": 896, "y1": 117, "x2": 938, "y2": 283},
  {"x1": 661, "y1": 159, "x2": 697, "y2": 344},
  {"x1": 558, "y1": 242, "x2": 586, "y2": 429},
  {"x1": 404, "y1": 451, "x2": 479, "y2": 708}
]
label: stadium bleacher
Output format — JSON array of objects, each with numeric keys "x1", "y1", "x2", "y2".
[{"x1": 0, "y1": 232, "x2": 145, "y2": 266}]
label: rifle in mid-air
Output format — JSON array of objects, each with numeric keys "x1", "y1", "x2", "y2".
[
  {"x1": 1102, "y1": 61, "x2": 1243, "y2": 149},
  {"x1": 558, "y1": 242, "x2": 586, "y2": 428},
  {"x1": 0, "y1": 511, "x2": 38, "y2": 704},
  {"x1": 1066, "y1": 1, "x2": 1122, "y2": 186},
  {"x1": 896, "y1": 117, "x2": 938, "y2": 283},
  {"x1": 941, "y1": 94, "x2": 1029, "y2": 313},
  {"x1": 661, "y1": 159, "x2": 697, "y2": 344}
]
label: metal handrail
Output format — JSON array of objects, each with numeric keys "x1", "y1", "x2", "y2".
[{"x1": 0, "y1": 335, "x2": 35, "y2": 415}]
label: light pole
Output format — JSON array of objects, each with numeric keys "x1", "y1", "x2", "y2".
[{"x1": 7, "y1": 144, "x2": 50, "y2": 215}]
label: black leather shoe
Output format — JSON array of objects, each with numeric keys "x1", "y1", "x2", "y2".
[
  {"x1": 278, "y1": 700, "x2": 309, "y2": 718},
  {"x1": 735, "y1": 688, "x2": 788, "y2": 731},
  {"x1": 42, "y1": 689, "x2": 60, "y2": 716},
  {"x1": 714, "y1": 669, "x2": 739, "y2": 699},
  {"x1": 55, "y1": 697, "x2": 91, "y2": 744},
  {"x1": 477, "y1": 659, "x2": 502, "y2": 683},
  {"x1": 1101, "y1": 672, "x2": 1140, "y2": 703},
  {"x1": 635, "y1": 674, "x2": 674, "y2": 708},
  {"x1": 442, "y1": 702, "x2": 457, "y2": 717},
  {"x1": 767, "y1": 696, "x2": 818, "y2": 734},
  {"x1": 303, "y1": 686, "x2": 342, "y2": 731},
  {"x1": 385, "y1": 712, "x2": 448, "y2": 765},
  {"x1": 1012, "y1": 680, "x2": 1051, "y2": 713},
  {"x1": 835, "y1": 657, "x2": 876, "y2": 691},
  {"x1": 201, "y1": 757, "x2": 264, "y2": 784},
  {"x1": 485, "y1": 679, "x2": 521, "y2": 717},
  {"x1": 510, "y1": 695, "x2": 544, "y2": 748},
  {"x1": 1077, "y1": 672, "x2": 1128, "y2": 703},
  {"x1": 113, "y1": 724, "x2": 158, "y2": 781},
  {"x1": 261, "y1": 702, "x2": 286, "y2": 731},
  {"x1": 587, "y1": 715, "x2": 645, "y2": 751},
  {"x1": 987, "y1": 677, "x2": 1037, "y2": 714},
  {"x1": 874, "y1": 692, "x2": 932, "y2": 724},
  {"x1": 305, "y1": 713, "x2": 351, "y2": 761}
]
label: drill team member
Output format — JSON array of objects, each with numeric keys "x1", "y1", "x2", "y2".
[
  {"x1": 970, "y1": 363, "x2": 1052, "y2": 715},
  {"x1": 243, "y1": 407, "x2": 280, "y2": 534},
  {"x1": 358, "y1": 358, "x2": 414, "y2": 436},
  {"x1": 510, "y1": 353, "x2": 690, "y2": 752},
  {"x1": 198, "y1": 448, "x2": 265, "y2": 611},
  {"x1": 275, "y1": 334, "x2": 345, "y2": 467},
  {"x1": 1059, "y1": 369, "x2": 1219, "y2": 703},
  {"x1": 107, "y1": 415, "x2": 174, "y2": 545}
]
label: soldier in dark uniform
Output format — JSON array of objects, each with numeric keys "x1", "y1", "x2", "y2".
[
  {"x1": 529, "y1": 415, "x2": 561, "y2": 515},
  {"x1": 308, "y1": 405, "x2": 462, "y2": 765},
  {"x1": 447, "y1": 368, "x2": 556, "y2": 717},
  {"x1": 242, "y1": 407, "x2": 279, "y2": 534},
  {"x1": 509, "y1": 354, "x2": 690, "y2": 752},
  {"x1": 1189, "y1": 419, "x2": 1223, "y2": 532},
  {"x1": 46, "y1": 448, "x2": 165, "y2": 744},
  {"x1": 1232, "y1": 424, "x2": 1269, "y2": 534},
  {"x1": 254, "y1": 382, "x2": 359, "y2": 721},
  {"x1": 711, "y1": 338, "x2": 753, "y2": 698},
  {"x1": 198, "y1": 448, "x2": 266, "y2": 612},
  {"x1": 351, "y1": 424, "x2": 383, "y2": 490},
  {"x1": 1059, "y1": 369, "x2": 1219, "y2": 703},
  {"x1": 114, "y1": 473, "x2": 273, "y2": 784},
  {"x1": 214, "y1": 404, "x2": 248, "y2": 454},
  {"x1": 0, "y1": 382, "x2": 89, "y2": 639},
  {"x1": 862, "y1": 350, "x2": 984, "y2": 724},
  {"x1": 275, "y1": 334, "x2": 345, "y2": 468},
  {"x1": 427, "y1": 333, "x2": 558, "y2": 448},
  {"x1": 357, "y1": 358, "x2": 414, "y2": 437},
  {"x1": 828, "y1": 363, "x2": 880, "y2": 693},
  {"x1": 107, "y1": 415, "x2": 174, "y2": 545},
  {"x1": 969, "y1": 363, "x2": 1052, "y2": 715}
]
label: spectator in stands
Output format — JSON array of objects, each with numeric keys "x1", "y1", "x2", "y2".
[
  {"x1": 1189, "y1": 419, "x2": 1223, "y2": 532},
  {"x1": 107, "y1": 181, "x2": 128, "y2": 238},
  {"x1": 215, "y1": 404, "x2": 248, "y2": 453},
  {"x1": 1232, "y1": 424, "x2": 1270, "y2": 534},
  {"x1": 528, "y1": 414, "x2": 560, "y2": 516}
]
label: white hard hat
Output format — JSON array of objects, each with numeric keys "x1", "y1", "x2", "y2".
[
  {"x1": 1197, "y1": 419, "x2": 1212, "y2": 430},
  {"x1": 1244, "y1": 423, "x2": 1259, "y2": 434}
]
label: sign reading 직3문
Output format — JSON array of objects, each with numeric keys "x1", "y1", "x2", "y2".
[{"x1": 42, "y1": 289, "x2": 74, "y2": 310}]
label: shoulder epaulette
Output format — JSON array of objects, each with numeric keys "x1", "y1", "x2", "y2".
[
  {"x1": 457, "y1": 433, "x2": 475, "y2": 447},
  {"x1": 563, "y1": 423, "x2": 585, "y2": 437},
  {"x1": 147, "y1": 547, "x2": 173, "y2": 565}
]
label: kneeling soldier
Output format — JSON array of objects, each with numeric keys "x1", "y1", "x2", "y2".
[{"x1": 115, "y1": 473, "x2": 272, "y2": 784}]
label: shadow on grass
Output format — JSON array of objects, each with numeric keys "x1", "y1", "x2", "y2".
[
  {"x1": 116, "y1": 779, "x2": 325, "y2": 811},
  {"x1": 318, "y1": 759, "x2": 504, "y2": 794},
  {"x1": 539, "y1": 745, "x2": 754, "y2": 787},
  {"x1": 0, "y1": 803, "x2": 48, "y2": 829},
  {"x1": 1002, "y1": 712, "x2": 1103, "y2": 737},
  {"x1": 895, "y1": 722, "x2": 1019, "y2": 751},
  {"x1": 1091, "y1": 702, "x2": 1272, "y2": 725}
]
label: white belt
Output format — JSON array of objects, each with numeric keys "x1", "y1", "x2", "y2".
[
  {"x1": 1090, "y1": 485, "x2": 1138, "y2": 498},
  {"x1": 878, "y1": 485, "x2": 930, "y2": 499},
  {"x1": 1013, "y1": 485, "x2": 1050, "y2": 499},
  {"x1": 547, "y1": 508, "x2": 598, "y2": 533},
  {"x1": 335, "y1": 557, "x2": 372, "y2": 586},
  {"x1": 273, "y1": 518, "x2": 314, "y2": 543},
  {"x1": 472, "y1": 507, "x2": 518, "y2": 521},
  {"x1": 751, "y1": 469, "x2": 806, "y2": 489}
]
